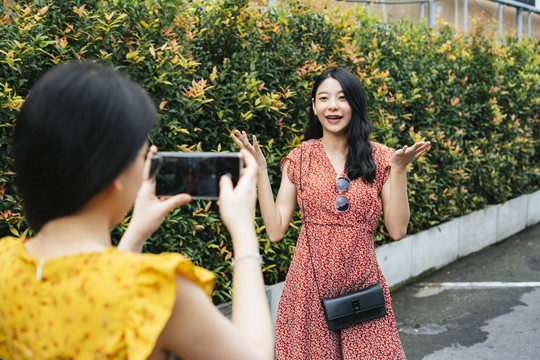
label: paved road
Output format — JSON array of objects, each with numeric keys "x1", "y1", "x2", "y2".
[{"x1": 391, "y1": 222, "x2": 540, "y2": 360}]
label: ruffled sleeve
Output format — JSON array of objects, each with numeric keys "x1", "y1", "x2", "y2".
[
  {"x1": 279, "y1": 144, "x2": 305, "y2": 188},
  {"x1": 372, "y1": 142, "x2": 395, "y2": 193},
  {"x1": 124, "y1": 252, "x2": 215, "y2": 360}
]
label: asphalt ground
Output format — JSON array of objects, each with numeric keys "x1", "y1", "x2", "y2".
[{"x1": 391, "y1": 222, "x2": 540, "y2": 360}]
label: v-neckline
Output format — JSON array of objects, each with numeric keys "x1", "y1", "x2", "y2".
[{"x1": 317, "y1": 139, "x2": 345, "y2": 176}]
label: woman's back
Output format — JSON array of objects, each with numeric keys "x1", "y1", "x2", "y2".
[{"x1": 0, "y1": 236, "x2": 214, "y2": 359}]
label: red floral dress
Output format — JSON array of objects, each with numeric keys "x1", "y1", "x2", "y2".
[{"x1": 275, "y1": 139, "x2": 406, "y2": 359}]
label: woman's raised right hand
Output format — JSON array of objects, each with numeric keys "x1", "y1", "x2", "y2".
[
  {"x1": 230, "y1": 130, "x2": 267, "y2": 174},
  {"x1": 218, "y1": 150, "x2": 258, "y2": 243}
]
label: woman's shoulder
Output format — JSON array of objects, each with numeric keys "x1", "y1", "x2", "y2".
[
  {"x1": 293, "y1": 139, "x2": 321, "y2": 156},
  {"x1": 370, "y1": 141, "x2": 395, "y2": 177},
  {"x1": 86, "y1": 250, "x2": 215, "y2": 358},
  {"x1": 303, "y1": 138, "x2": 320, "y2": 147},
  {"x1": 370, "y1": 141, "x2": 394, "y2": 153},
  {"x1": 116, "y1": 251, "x2": 215, "y2": 357},
  {"x1": 109, "y1": 249, "x2": 215, "y2": 296},
  {"x1": 370, "y1": 141, "x2": 395, "y2": 159},
  {"x1": 0, "y1": 236, "x2": 20, "y2": 248}
]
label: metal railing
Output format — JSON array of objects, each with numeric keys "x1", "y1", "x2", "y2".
[
  {"x1": 338, "y1": 0, "x2": 439, "y2": 27},
  {"x1": 491, "y1": 0, "x2": 539, "y2": 38},
  {"x1": 338, "y1": 0, "x2": 540, "y2": 39}
]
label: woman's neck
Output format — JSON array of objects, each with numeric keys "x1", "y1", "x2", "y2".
[
  {"x1": 320, "y1": 134, "x2": 348, "y2": 174},
  {"x1": 24, "y1": 213, "x2": 112, "y2": 259},
  {"x1": 320, "y1": 133, "x2": 348, "y2": 156}
]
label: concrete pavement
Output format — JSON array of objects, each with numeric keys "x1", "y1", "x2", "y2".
[{"x1": 391, "y1": 221, "x2": 540, "y2": 360}]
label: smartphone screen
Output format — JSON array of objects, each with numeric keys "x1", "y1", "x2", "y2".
[{"x1": 152, "y1": 152, "x2": 242, "y2": 199}]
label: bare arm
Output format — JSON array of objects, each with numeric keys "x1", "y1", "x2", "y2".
[
  {"x1": 154, "y1": 150, "x2": 274, "y2": 359},
  {"x1": 153, "y1": 276, "x2": 273, "y2": 360},
  {"x1": 255, "y1": 163, "x2": 297, "y2": 242},
  {"x1": 381, "y1": 141, "x2": 430, "y2": 240},
  {"x1": 118, "y1": 145, "x2": 192, "y2": 252},
  {"x1": 231, "y1": 131, "x2": 297, "y2": 242}
]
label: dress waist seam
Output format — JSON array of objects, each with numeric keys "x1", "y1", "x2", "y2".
[{"x1": 303, "y1": 220, "x2": 372, "y2": 231}]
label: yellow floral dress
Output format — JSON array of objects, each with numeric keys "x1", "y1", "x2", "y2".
[{"x1": 0, "y1": 236, "x2": 215, "y2": 359}]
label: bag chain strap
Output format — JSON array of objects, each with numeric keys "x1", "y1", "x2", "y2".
[{"x1": 299, "y1": 147, "x2": 323, "y2": 300}]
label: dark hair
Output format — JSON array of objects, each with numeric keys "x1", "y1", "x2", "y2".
[
  {"x1": 305, "y1": 67, "x2": 376, "y2": 184},
  {"x1": 13, "y1": 62, "x2": 156, "y2": 231}
]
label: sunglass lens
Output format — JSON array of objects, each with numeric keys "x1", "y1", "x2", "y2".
[
  {"x1": 336, "y1": 177, "x2": 350, "y2": 192},
  {"x1": 336, "y1": 196, "x2": 349, "y2": 212}
]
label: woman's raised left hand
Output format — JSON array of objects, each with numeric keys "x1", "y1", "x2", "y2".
[{"x1": 391, "y1": 141, "x2": 431, "y2": 171}]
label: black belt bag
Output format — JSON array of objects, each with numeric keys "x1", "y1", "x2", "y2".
[{"x1": 299, "y1": 147, "x2": 387, "y2": 332}]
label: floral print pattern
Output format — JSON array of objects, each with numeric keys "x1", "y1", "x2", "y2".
[
  {"x1": 0, "y1": 236, "x2": 215, "y2": 359},
  {"x1": 275, "y1": 139, "x2": 406, "y2": 359}
]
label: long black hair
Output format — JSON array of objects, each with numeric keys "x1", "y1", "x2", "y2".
[
  {"x1": 305, "y1": 67, "x2": 376, "y2": 184},
  {"x1": 13, "y1": 62, "x2": 157, "y2": 231}
]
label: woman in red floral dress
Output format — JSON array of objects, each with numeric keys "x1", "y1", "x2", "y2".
[{"x1": 232, "y1": 67, "x2": 430, "y2": 359}]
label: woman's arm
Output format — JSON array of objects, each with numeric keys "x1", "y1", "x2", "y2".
[
  {"x1": 154, "y1": 150, "x2": 274, "y2": 359},
  {"x1": 231, "y1": 131, "x2": 297, "y2": 242},
  {"x1": 118, "y1": 145, "x2": 192, "y2": 252},
  {"x1": 381, "y1": 141, "x2": 431, "y2": 240},
  {"x1": 255, "y1": 163, "x2": 297, "y2": 242},
  {"x1": 154, "y1": 275, "x2": 273, "y2": 360}
]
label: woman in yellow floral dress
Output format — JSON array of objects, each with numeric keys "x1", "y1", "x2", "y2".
[{"x1": 0, "y1": 62, "x2": 273, "y2": 360}]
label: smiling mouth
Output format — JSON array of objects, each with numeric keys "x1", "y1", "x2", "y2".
[{"x1": 326, "y1": 115, "x2": 342, "y2": 123}]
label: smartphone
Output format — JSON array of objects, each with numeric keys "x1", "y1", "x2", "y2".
[{"x1": 151, "y1": 152, "x2": 243, "y2": 199}]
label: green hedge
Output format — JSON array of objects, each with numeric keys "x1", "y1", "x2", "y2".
[{"x1": 1, "y1": 0, "x2": 538, "y2": 303}]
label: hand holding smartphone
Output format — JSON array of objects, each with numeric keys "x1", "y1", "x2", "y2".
[{"x1": 151, "y1": 152, "x2": 244, "y2": 200}]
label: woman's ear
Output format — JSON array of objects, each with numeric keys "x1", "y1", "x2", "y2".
[
  {"x1": 312, "y1": 98, "x2": 317, "y2": 116},
  {"x1": 111, "y1": 178, "x2": 123, "y2": 192}
]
